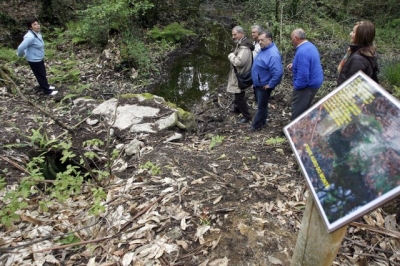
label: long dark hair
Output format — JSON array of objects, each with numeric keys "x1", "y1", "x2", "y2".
[{"x1": 353, "y1": 21, "x2": 375, "y2": 47}]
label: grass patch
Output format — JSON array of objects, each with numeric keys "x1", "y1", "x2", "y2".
[
  {"x1": 48, "y1": 58, "x2": 81, "y2": 84},
  {"x1": 0, "y1": 46, "x2": 20, "y2": 63},
  {"x1": 265, "y1": 136, "x2": 286, "y2": 146},
  {"x1": 381, "y1": 59, "x2": 400, "y2": 87}
]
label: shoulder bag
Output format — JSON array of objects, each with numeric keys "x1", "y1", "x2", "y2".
[{"x1": 232, "y1": 56, "x2": 253, "y2": 91}]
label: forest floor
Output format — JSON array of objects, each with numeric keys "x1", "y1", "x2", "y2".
[
  {"x1": 0, "y1": 1, "x2": 399, "y2": 265},
  {"x1": 0, "y1": 49, "x2": 399, "y2": 265}
]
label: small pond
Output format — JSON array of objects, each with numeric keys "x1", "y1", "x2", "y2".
[{"x1": 151, "y1": 23, "x2": 233, "y2": 110}]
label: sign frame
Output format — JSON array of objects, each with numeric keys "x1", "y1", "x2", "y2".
[{"x1": 284, "y1": 71, "x2": 400, "y2": 232}]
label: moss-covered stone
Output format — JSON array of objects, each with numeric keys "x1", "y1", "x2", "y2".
[
  {"x1": 165, "y1": 101, "x2": 178, "y2": 109},
  {"x1": 176, "y1": 107, "x2": 196, "y2": 132},
  {"x1": 120, "y1": 93, "x2": 166, "y2": 103},
  {"x1": 139, "y1": 93, "x2": 157, "y2": 100},
  {"x1": 120, "y1": 93, "x2": 141, "y2": 100}
]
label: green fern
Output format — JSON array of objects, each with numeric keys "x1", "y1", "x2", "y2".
[
  {"x1": 140, "y1": 161, "x2": 162, "y2": 175},
  {"x1": 209, "y1": 135, "x2": 225, "y2": 150}
]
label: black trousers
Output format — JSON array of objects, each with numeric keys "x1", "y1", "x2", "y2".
[
  {"x1": 234, "y1": 91, "x2": 251, "y2": 120},
  {"x1": 28, "y1": 60, "x2": 52, "y2": 94}
]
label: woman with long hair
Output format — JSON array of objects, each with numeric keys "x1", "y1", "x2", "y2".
[{"x1": 337, "y1": 21, "x2": 378, "y2": 85}]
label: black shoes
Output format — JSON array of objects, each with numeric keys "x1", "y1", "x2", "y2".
[
  {"x1": 238, "y1": 118, "x2": 250, "y2": 124},
  {"x1": 249, "y1": 126, "x2": 262, "y2": 131},
  {"x1": 249, "y1": 124, "x2": 266, "y2": 131},
  {"x1": 229, "y1": 107, "x2": 241, "y2": 114}
]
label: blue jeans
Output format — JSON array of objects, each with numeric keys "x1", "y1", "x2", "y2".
[{"x1": 252, "y1": 86, "x2": 272, "y2": 129}]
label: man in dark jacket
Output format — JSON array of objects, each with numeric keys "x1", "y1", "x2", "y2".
[{"x1": 287, "y1": 28, "x2": 324, "y2": 120}]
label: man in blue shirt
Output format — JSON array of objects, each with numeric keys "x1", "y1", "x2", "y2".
[
  {"x1": 287, "y1": 28, "x2": 323, "y2": 120},
  {"x1": 250, "y1": 30, "x2": 283, "y2": 131}
]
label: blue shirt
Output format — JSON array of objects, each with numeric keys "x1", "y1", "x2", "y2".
[
  {"x1": 17, "y1": 30, "x2": 45, "y2": 62},
  {"x1": 292, "y1": 41, "x2": 324, "y2": 90},
  {"x1": 251, "y1": 42, "x2": 283, "y2": 89}
]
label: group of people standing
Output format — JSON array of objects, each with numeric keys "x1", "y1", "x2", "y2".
[
  {"x1": 17, "y1": 16, "x2": 377, "y2": 111},
  {"x1": 227, "y1": 21, "x2": 378, "y2": 130}
]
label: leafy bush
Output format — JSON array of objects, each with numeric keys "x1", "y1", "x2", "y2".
[
  {"x1": 147, "y1": 22, "x2": 196, "y2": 43},
  {"x1": 120, "y1": 33, "x2": 152, "y2": 74},
  {"x1": 0, "y1": 46, "x2": 19, "y2": 62},
  {"x1": 68, "y1": 0, "x2": 154, "y2": 46},
  {"x1": 0, "y1": 127, "x2": 110, "y2": 227}
]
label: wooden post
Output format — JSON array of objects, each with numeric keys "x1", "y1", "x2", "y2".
[{"x1": 291, "y1": 196, "x2": 348, "y2": 266}]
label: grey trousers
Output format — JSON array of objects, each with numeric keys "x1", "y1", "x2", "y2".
[{"x1": 291, "y1": 88, "x2": 319, "y2": 121}]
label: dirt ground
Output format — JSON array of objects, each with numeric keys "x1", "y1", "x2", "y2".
[
  {"x1": 0, "y1": 67, "x2": 399, "y2": 265},
  {"x1": 0, "y1": 1, "x2": 399, "y2": 264}
]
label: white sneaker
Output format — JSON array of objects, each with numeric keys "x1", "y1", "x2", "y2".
[
  {"x1": 49, "y1": 86, "x2": 55, "y2": 90},
  {"x1": 49, "y1": 91, "x2": 58, "y2": 96}
]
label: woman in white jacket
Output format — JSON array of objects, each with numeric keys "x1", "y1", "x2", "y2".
[{"x1": 17, "y1": 17, "x2": 57, "y2": 96}]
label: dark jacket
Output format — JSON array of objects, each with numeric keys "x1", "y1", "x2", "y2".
[{"x1": 337, "y1": 45, "x2": 378, "y2": 85}]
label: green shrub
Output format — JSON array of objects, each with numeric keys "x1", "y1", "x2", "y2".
[
  {"x1": 120, "y1": 34, "x2": 152, "y2": 72},
  {"x1": 0, "y1": 46, "x2": 19, "y2": 62},
  {"x1": 147, "y1": 22, "x2": 196, "y2": 43},
  {"x1": 0, "y1": 126, "x2": 111, "y2": 227},
  {"x1": 68, "y1": 0, "x2": 154, "y2": 46}
]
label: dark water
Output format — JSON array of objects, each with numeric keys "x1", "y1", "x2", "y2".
[{"x1": 152, "y1": 23, "x2": 233, "y2": 110}]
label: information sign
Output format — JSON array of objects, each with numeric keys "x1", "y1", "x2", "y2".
[{"x1": 284, "y1": 71, "x2": 400, "y2": 232}]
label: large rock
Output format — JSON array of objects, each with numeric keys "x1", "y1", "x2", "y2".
[
  {"x1": 77, "y1": 93, "x2": 196, "y2": 133},
  {"x1": 92, "y1": 98, "x2": 159, "y2": 130}
]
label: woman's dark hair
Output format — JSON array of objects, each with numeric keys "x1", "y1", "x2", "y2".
[
  {"x1": 26, "y1": 17, "x2": 39, "y2": 29},
  {"x1": 353, "y1": 21, "x2": 375, "y2": 46}
]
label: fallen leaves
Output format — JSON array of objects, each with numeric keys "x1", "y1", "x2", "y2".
[{"x1": 0, "y1": 77, "x2": 399, "y2": 266}]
